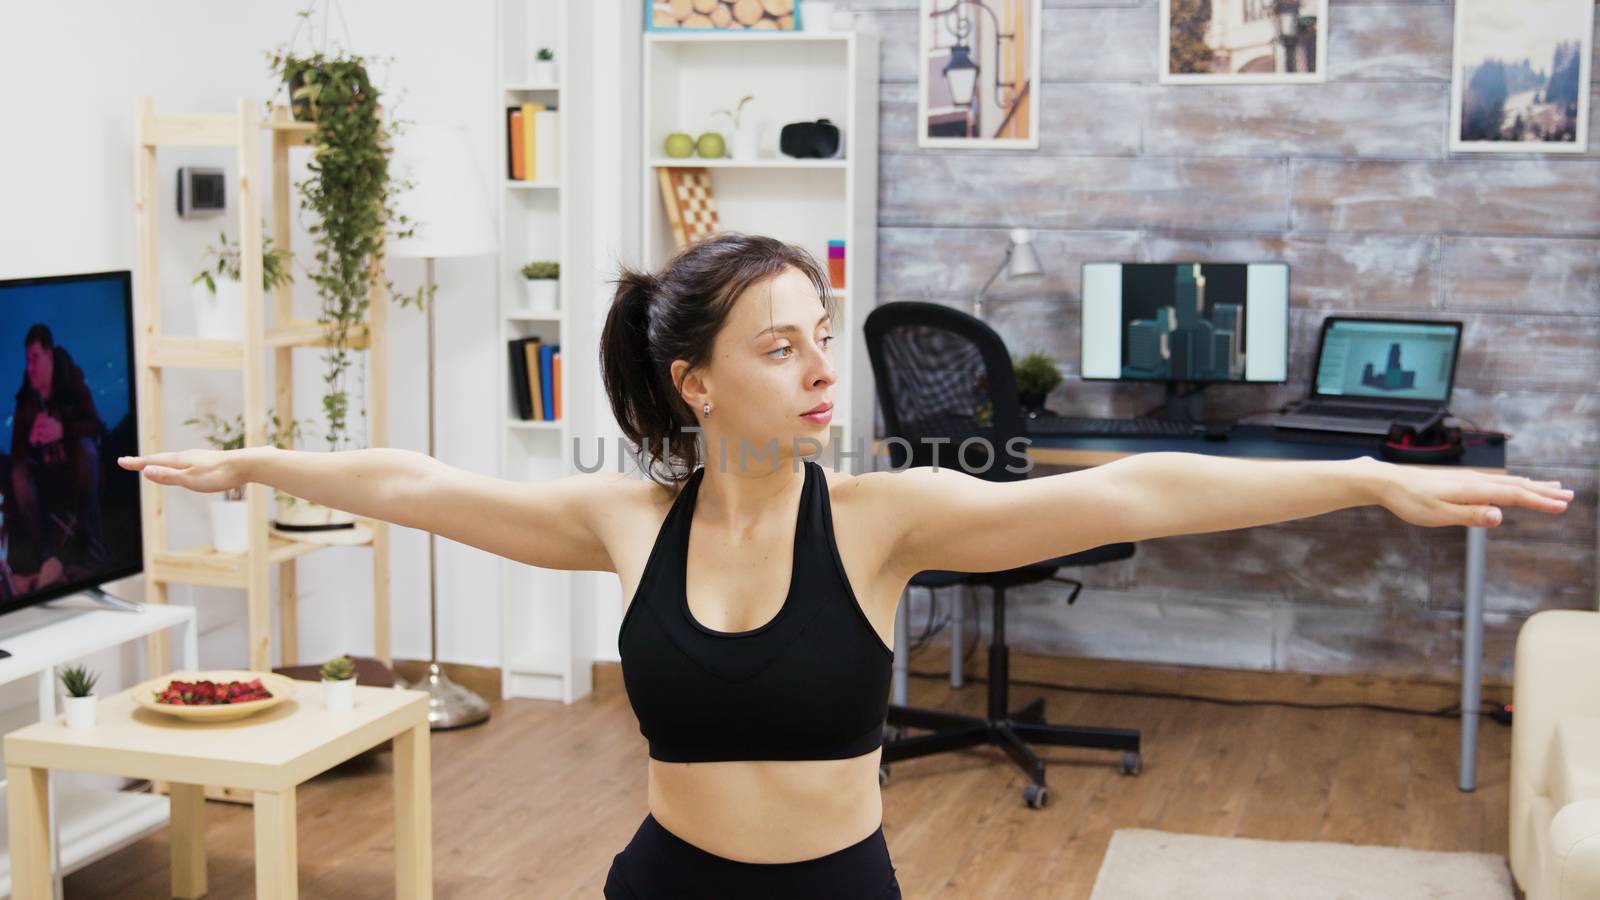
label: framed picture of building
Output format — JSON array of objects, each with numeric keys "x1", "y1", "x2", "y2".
[
  {"x1": 1160, "y1": 0, "x2": 1327, "y2": 84},
  {"x1": 917, "y1": 0, "x2": 1042, "y2": 149},
  {"x1": 1449, "y1": 0, "x2": 1593, "y2": 153}
]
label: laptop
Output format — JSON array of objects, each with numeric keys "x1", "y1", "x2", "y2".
[{"x1": 1269, "y1": 317, "x2": 1463, "y2": 436}]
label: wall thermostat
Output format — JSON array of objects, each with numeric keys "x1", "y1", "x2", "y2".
[{"x1": 177, "y1": 167, "x2": 226, "y2": 218}]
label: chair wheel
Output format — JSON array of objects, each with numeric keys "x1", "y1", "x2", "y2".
[
  {"x1": 1120, "y1": 751, "x2": 1142, "y2": 776},
  {"x1": 1023, "y1": 782, "x2": 1048, "y2": 809},
  {"x1": 879, "y1": 765, "x2": 890, "y2": 788}
]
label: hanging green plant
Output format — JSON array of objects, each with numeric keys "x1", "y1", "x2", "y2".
[{"x1": 265, "y1": 8, "x2": 432, "y2": 452}]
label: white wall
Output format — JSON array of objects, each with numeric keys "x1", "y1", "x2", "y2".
[{"x1": 0, "y1": 0, "x2": 510, "y2": 704}]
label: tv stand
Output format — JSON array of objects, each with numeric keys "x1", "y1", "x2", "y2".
[{"x1": 78, "y1": 587, "x2": 142, "y2": 614}]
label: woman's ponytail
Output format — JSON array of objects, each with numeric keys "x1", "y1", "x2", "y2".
[{"x1": 600, "y1": 268, "x2": 688, "y2": 487}]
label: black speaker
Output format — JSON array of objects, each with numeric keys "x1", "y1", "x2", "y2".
[{"x1": 779, "y1": 119, "x2": 843, "y2": 159}]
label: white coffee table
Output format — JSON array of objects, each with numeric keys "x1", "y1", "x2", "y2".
[{"x1": 4, "y1": 678, "x2": 431, "y2": 899}]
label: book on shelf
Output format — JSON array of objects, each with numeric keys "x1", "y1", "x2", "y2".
[
  {"x1": 507, "y1": 337, "x2": 562, "y2": 421},
  {"x1": 504, "y1": 104, "x2": 559, "y2": 182}
]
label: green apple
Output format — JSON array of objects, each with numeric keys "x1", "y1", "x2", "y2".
[
  {"x1": 696, "y1": 131, "x2": 726, "y2": 159},
  {"x1": 663, "y1": 132, "x2": 695, "y2": 159}
]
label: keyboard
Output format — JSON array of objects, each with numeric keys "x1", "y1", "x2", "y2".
[
  {"x1": 1024, "y1": 415, "x2": 1200, "y2": 437},
  {"x1": 1294, "y1": 403, "x2": 1436, "y2": 422}
]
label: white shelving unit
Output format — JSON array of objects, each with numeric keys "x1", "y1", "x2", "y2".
[
  {"x1": 496, "y1": 0, "x2": 599, "y2": 703},
  {"x1": 641, "y1": 28, "x2": 880, "y2": 468},
  {"x1": 0, "y1": 597, "x2": 197, "y2": 898}
]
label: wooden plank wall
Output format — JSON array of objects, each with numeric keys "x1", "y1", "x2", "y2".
[{"x1": 844, "y1": 0, "x2": 1600, "y2": 684}]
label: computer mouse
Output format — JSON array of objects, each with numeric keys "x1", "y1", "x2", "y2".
[{"x1": 1203, "y1": 421, "x2": 1232, "y2": 441}]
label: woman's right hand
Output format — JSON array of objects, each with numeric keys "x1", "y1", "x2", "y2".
[{"x1": 117, "y1": 449, "x2": 250, "y2": 494}]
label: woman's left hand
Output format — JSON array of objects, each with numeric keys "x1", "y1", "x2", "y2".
[{"x1": 1363, "y1": 457, "x2": 1574, "y2": 528}]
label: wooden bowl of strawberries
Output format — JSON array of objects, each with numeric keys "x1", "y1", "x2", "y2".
[{"x1": 133, "y1": 670, "x2": 298, "y2": 723}]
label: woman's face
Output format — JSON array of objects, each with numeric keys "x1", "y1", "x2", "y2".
[{"x1": 673, "y1": 266, "x2": 837, "y2": 472}]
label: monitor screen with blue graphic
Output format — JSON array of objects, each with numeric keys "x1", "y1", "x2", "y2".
[
  {"x1": 1079, "y1": 262, "x2": 1289, "y2": 383},
  {"x1": 0, "y1": 271, "x2": 142, "y2": 616},
  {"x1": 1312, "y1": 318, "x2": 1460, "y2": 403}
]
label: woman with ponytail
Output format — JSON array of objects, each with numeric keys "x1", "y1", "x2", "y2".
[{"x1": 116, "y1": 231, "x2": 1573, "y2": 898}]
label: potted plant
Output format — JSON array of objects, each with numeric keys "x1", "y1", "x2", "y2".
[
  {"x1": 520, "y1": 260, "x2": 560, "y2": 312},
  {"x1": 191, "y1": 230, "x2": 293, "y2": 339},
  {"x1": 321, "y1": 654, "x2": 357, "y2": 711},
  {"x1": 531, "y1": 46, "x2": 557, "y2": 84},
  {"x1": 185, "y1": 409, "x2": 319, "y2": 550},
  {"x1": 714, "y1": 94, "x2": 758, "y2": 161},
  {"x1": 57, "y1": 664, "x2": 99, "y2": 730},
  {"x1": 267, "y1": 9, "x2": 431, "y2": 454},
  {"x1": 1012, "y1": 352, "x2": 1063, "y2": 417}
]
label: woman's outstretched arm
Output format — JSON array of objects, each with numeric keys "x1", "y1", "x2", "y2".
[
  {"x1": 860, "y1": 453, "x2": 1572, "y2": 579},
  {"x1": 118, "y1": 447, "x2": 622, "y2": 573}
]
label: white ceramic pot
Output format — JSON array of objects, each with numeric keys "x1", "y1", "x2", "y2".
[
  {"x1": 731, "y1": 126, "x2": 761, "y2": 161},
  {"x1": 276, "y1": 493, "x2": 357, "y2": 527},
  {"x1": 323, "y1": 677, "x2": 355, "y2": 712},
  {"x1": 63, "y1": 694, "x2": 96, "y2": 730},
  {"x1": 191, "y1": 277, "x2": 244, "y2": 340},
  {"x1": 524, "y1": 279, "x2": 559, "y2": 312},
  {"x1": 530, "y1": 59, "x2": 557, "y2": 85},
  {"x1": 208, "y1": 495, "x2": 250, "y2": 553},
  {"x1": 804, "y1": 0, "x2": 834, "y2": 32}
]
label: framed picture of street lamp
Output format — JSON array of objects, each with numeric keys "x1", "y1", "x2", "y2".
[
  {"x1": 917, "y1": 0, "x2": 1042, "y2": 148},
  {"x1": 1448, "y1": 0, "x2": 1592, "y2": 153},
  {"x1": 1159, "y1": 0, "x2": 1328, "y2": 84}
]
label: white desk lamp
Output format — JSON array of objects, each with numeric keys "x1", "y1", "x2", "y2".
[
  {"x1": 389, "y1": 122, "x2": 496, "y2": 729},
  {"x1": 973, "y1": 227, "x2": 1043, "y2": 320}
]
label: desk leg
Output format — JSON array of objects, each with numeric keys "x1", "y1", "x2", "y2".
[
  {"x1": 6, "y1": 765, "x2": 51, "y2": 900},
  {"x1": 170, "y1": 783, "x2": 207, "y2": 898},
  {"x1": 253, "y1": 787, "x2": 298, "y2": 900},
  {"x1": 394, "y1": 723, "x2": 432, "y2": 899},
  {"x1": 892, "y1": 589, "x2": 910, "y2": 707},
  {"x1": 1459, "y1": 524, "x2": 1487, "y2": 792}
]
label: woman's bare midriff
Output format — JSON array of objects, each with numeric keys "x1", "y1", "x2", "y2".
[
  {"x1": 647, "y1": 750, "x2": 886, "y2": 863},
  {"x1": 613, "y1": 467, "x2": 902, "y2": 864}
]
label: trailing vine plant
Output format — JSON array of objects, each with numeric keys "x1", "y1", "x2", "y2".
[{"x1": 265, "y1": 4, "x2": 433, "y2": 452}]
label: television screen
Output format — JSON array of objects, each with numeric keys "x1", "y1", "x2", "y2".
[
  {"x1": 0, "y1": 271, "x2": 142, "y2": 611},
  {"x1": 1080, "y1": 262, "x2": 1290, "y2": 384}
]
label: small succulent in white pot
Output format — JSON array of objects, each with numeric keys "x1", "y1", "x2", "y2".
[
  {"x1": 58, "y1": 664, "x2": 100, "y2": 730},
  {"x1": 321, "y1": 655, "x2": 357, "y2": 711},
  {"x1": 531, "y1": 46, "x2": 557, "y2": 84},
  {"x1": 521, "y1": 260, "x2": 560, "y2": 312}
]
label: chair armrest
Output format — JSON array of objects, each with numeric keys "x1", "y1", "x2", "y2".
[{"x1": 1548, "y1": 799, "x2": 1600, "y2": 900}]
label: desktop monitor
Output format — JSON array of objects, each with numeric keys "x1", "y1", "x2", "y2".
[
  {"x1": 1311, "y1": 317, "x2": 1462, "y2": 405},
  {"x1": 1079, "y1": 262, "x2": 1290, "y2": 384},
  {"x1": 0, "y1": 271, "x2": 143, "y2": 613}
]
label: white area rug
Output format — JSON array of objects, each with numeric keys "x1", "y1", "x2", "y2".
[{"x1": 1088, "y1": 829, "x2": 1514, "y2": 900}]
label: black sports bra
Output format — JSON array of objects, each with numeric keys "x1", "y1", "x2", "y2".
[{"x1": 617, "y1": 460, "x2": 894, "y2": 763}]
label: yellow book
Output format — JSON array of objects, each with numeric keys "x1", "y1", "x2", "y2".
[{"x1": 520, "y1": 102, "x2": 544, "y2": 184}]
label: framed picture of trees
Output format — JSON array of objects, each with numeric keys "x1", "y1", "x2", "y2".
[
  {"x1": 1160, "y1": 0, "x2": 1327, "y2": 84},
  {"x1": 1449, "y1": 0, "x2": 1593, "y2": 153}
]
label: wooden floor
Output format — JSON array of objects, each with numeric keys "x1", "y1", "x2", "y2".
[{"x1": 65, "y1": 664, "x2": 1511, "y2": 899}]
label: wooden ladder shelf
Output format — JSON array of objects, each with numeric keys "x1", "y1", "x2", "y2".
[{"x1": 133, "y1": 97, "x2": 392, "y2": 678}]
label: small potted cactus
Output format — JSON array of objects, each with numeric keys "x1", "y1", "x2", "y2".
[
  {"x1": 321, "y1": 655, "x2": 357, "y2": 711},
  {"x1": 520, "y1": 260, "x2": 560, "y2": 312},
  {"x1": 57, "y1": 664, "x2": 100, "y2": 729}
]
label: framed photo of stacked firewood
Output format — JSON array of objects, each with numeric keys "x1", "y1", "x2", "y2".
[{"x1": 647, "y1": 0, "x2": 800, "y2": 32}]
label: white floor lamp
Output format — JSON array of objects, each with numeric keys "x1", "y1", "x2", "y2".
[{"x1": 389, "y1": 122, "x2": 497, "y2": 728}]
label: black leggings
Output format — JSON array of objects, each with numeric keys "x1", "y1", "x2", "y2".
[{"x1": 603, "y1": 813, "x2": 902, "y2": 900}]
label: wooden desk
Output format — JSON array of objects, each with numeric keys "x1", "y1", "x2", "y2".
[
  {"x1": 873, "y1": 424, "x2": 1508, "y2": 792},
  {"x1": 4, "y1": 679, "x2": 431, "y2": 899}
]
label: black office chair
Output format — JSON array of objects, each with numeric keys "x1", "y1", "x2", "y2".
[{"x1": 863, "y1": 301, "x2": 1142, "y2": 809}]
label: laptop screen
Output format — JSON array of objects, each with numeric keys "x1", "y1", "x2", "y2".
[{"x1": 1312, "y1": 319, "x2": 1461, "y2": 403}]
